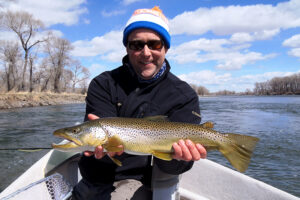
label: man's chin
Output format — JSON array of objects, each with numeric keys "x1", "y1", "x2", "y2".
[{"x1": 138, "y1": 68, "x2": 156, "y2": 79}]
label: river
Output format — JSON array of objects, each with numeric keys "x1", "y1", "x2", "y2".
[{"x1": 0, "y1": 96, "x2": 299, "y2": 197}]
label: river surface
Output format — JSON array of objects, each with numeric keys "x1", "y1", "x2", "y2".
[{"x1": 0, "y1": 96, "x2": 299, "y2": 197}]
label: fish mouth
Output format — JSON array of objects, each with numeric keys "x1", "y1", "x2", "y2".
[
  {"x1": 52, "y1": 130, "x2": 83, "y2": 149},
  {"x1": 52, "y1": 139, "x2": 80, "y2": 149}
]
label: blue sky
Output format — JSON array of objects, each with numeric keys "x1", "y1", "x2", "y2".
[{"x1": 1, "y1": 0, "x2": 300, "y2": 92}]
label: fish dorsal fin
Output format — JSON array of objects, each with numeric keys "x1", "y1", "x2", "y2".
[
  {"x1": 143, "y1": 115, "x2": 169, "y2": 122},
  {"x1": 200, "y1": 121, "x2": 214, "y2": 129}
]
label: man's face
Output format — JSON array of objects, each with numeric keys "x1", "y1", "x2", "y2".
[{"x1": 126, "y1": 29, "x2": 168, "y2": 80}]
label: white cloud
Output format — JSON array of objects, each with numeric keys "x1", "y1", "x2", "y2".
[
  {"x1": 2, "y1": 0, "x2": 88, "y2": 27},
  {"x1": 287, "y1": 48, "x2": 300, "y2": 57},
  {"x1": 0, "y1": 31, "x2": 18, "y2": 41},
  {"x1": 101, "y1": 9, "x2": 126, "y2": 17},
  {"x1": 230, "y1": 29, "x2": 280, "y2": 43},
  {"x1": 170, "y1": 0, "x2": 300, "y2": 37},
  {"x1": 283, "y1": 34, "x2": 300, "y2": 48},
  {"x1": 178, "y1": 70, "x2": 299, "y2": 92},
  {"x1": 89, "y1": 63, "x2": 107, "y2": 73},
  {"x1": 240, "y1": 71, "x2": 298, "y2": 84},
  {"x1": 71, "y1": 30, "x2": 126, "y2": 62},
  {"x1": 122, "y1": 0, "x2": 143, "y2": 6},
  {"x1": 168, "y1": 38, "x2": 276, "y2": 70},
  {"x1": 178, "y1": 70, "x2": 232, "y2": 86},
  {"x1": 83, "y1": 18, "x2": 90, "y2": 24},
  {"x1": 283, "y1": 34, "x2": 300, "y2": 58},
  {"x1": 215, "y1": 52, "x2": 276, "y2": 70}
]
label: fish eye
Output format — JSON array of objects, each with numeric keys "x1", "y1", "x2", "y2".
[{"x1": 72, "y1": 128, "x2": 80, "y2": 133}]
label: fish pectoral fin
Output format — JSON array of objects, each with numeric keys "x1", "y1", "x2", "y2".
[
  {"x1": 152, "y1": 151, "x2": 172, "y2": 161},
  {"x1": 143, "y1": 115, "x2": 169, "y2": 122},
  {"x1": 107, "y1": 155, "x2": 122, "y2": 166},
  {"x1": 200, "y1": 121, "x2": 214, "y2": 129},
  {"x1": 104, "y1": 135, "x2": 124, "y2": 152},
  {"x1": 105, "y1": 146, "x2": 124, "y2": 152}
]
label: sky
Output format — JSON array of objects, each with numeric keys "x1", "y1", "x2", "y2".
[{"x1": 1, "y1": 0, "x2": 300, "y2": 92}]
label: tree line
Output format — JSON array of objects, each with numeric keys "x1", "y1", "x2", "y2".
[
  {"x1": 254, "y1": 73, "x2": 300, "y2": 95},
  {"x1": 190, "y1": 73, "x2": 300, "y2": 96},
  {"x1": 0, "y1": 10, "x2": 90, "y2": 93}
]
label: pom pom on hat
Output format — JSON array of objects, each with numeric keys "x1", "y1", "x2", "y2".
[{"x1": 123, "y1": 6, "x2": 170, "y2": 49}]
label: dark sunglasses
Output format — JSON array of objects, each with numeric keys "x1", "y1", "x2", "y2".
[{"x1": 127, "y1": 40, "x2": 164, "y2": 51}]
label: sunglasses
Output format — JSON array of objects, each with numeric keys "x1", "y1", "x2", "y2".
[{"x1": 127, "y1": 40, "x2": 164, "y2": 51}]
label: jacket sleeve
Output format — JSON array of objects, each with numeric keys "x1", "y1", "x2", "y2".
[
  {"x1": 84, "y1": 74, "x2": 118, "y2": 121},
  {"x1": 155, "y1": 91, "x2": 201, "y2": 175}
]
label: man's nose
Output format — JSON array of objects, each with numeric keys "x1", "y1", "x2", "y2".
[{"x1": 141, "y1": 45, "x2": 151, "y2": 56}]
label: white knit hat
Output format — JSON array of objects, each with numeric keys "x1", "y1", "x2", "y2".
[{"x1": 123, "y1": 6, "x2": 171, "y2": 49}]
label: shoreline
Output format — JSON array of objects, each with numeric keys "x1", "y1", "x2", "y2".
[{"x1": 0, "y1": 92, "x2": 86, "y2": 110}]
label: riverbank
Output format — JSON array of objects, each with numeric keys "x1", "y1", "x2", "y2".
[{"x1": 0, "y1": 92, "x2": 86, "y2": 109}]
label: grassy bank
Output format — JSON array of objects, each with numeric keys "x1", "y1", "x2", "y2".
[{"x1": 0, "y1": 92, "x2": 86, "y2": 109}]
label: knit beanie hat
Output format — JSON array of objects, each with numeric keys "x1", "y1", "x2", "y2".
[{"x1": 123, "y1": 6, "x2": 170, "y2": 49}]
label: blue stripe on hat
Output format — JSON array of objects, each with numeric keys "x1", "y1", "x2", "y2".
[{"x1": 123, "y1": 21, "x2": 171, "y2": 49}]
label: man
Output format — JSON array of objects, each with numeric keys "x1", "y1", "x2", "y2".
[{"x1": 72, "y1": 6, "x2": 207, "y2": 200}]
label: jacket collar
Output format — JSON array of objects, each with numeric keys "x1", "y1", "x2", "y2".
[{"x1": 122, "y1": 55, "x2": 171, "y2": 88}]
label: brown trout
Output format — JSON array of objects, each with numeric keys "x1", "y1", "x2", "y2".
[{"x1": 52, "y1": 116, "x2": 259, "y2": 172}]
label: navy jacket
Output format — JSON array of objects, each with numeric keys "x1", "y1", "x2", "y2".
[{"x1": 78, "y1": 56, "x2": 201, "y2": 186}]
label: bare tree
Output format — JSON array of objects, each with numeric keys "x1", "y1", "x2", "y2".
[
  {"x1": 254, "y1": 73, "x2": 300, "y2": 95},
  {"x1": 35, "y1": 56, "x2": 54, "y2": 92},
  {"x1": 197, "y1": 86, "x2": 210, "y2": 96},
  {"x1": 79, "y1": 79, "x2": 89, "y2": 94},
  {"x1": 2, "y1": 11, "x2": 46, "y2": 91},
  {"x1": 62, "y1": 69, "x2": 73, "y2": 92},
  {"x1": 69, "y1": 60, "x2": 90, "y2": 92},
  {"x1": 28, "y1": 52, "x2": 38, "y2": 92},
  {"x1": 189, "y1": 84, "x2": 198, "y2": 92},
  {"x1": 40, "y1": 65, "x2": 54, "y2": 92},
  {"x1": 44, "y1": 36, "x2": 73, "y2": 93},
  {"x1": 0, "y1": 41, "x2": 21, "y2": 91}
]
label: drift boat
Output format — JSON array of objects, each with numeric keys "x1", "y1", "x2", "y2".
[{"x1": 0, "y1": 150, "x2": 298, "y2": 200}]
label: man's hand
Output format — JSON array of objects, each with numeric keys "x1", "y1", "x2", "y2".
[
  {"x1": 83, "y1": 113, "x2": 124, "y2": 159},
  {"x1": 172, "y1": 139, "x2": 207, "y2": 161}
]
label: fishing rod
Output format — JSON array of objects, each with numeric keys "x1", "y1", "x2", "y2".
[{"x1": 0, "y1": 147, "x2": 53, "y2": 152}]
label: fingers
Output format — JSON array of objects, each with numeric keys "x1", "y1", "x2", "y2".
[
  {"x1": 115, "y1": 145, "x2": 124, "y2": 156},
  {"x1": 88, "y1": 113, "x2": 100, "y2": 121},
  {"x1": 172, "y1": 140, "x2": 207, "y2": 161},
  {"x1": 185, "y1": 140, "x2": 200, "y2": 161},
  {"x1": 172, "y1": 142, "x2": 182, "y2": 160},
  {"x1": 196, "y1": 143, "x2": 207, "y2": 159},
  {"x1": 84, "y1": 145, "x2": 124, "y2": 160},
  {"x1": 94, "y1": 145, "x2": 106, "y2": 159},
  {"x1": 179, "y1": 140, "x2": 193, "y2": 161},
  {"x1": 108, "y1": 145, "x2": 124, "y2": 157},
  {"x1": 84, "y1": 151, "x2": 94, "y2": 157},
  {"x1": 84, "y1": 146, "x2": 106, "y2": 159}
]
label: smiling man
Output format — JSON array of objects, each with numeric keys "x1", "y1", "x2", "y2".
[{"x1": 72, "y1": 7, "x2": 206, "y2": 200}]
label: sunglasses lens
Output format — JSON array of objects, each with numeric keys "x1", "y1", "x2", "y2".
[
  {"x1": 148, "y1": 40, "x2": 163, "y2": 50},
  {"x1": 128, "y1": 41, "x2": 144, "y2": 51},
  {"x1": 128, "y1": 40, "x2": 164, "y2": 51}
]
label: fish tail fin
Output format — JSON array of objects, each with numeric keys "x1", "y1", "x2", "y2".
[{"x1": 219, "y1": 133, "x2": 259, "y2": 173}]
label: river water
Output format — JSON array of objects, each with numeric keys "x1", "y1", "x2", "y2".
[{"x1": 0, "y1": 96, "x2": 299, "y2": 197}]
